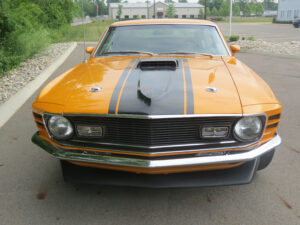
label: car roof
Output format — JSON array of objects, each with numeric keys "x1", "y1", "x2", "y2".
[{"x1": 110, "y1": 19, "x2": 217, "y2": 27}]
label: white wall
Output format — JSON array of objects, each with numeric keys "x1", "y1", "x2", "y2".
[
  {"x1": 109, "y1": 3, "x2": 203, "y2": 19},
  {"x1": 277, "y1": 0, "x2": 300, "y2": 21}
]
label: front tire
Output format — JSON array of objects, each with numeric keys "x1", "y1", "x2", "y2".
[{"x1": 257, "y1": 149, "x2": 275, "y2": 171}]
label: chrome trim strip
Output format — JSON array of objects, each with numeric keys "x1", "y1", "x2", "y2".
[
  {"x1": 68, "y1": 139, "x2": 237, "y2": 149},
  {"x1": 50, "y1": 139, "x2": 256, "y2": 156},
  {"x1": 62, "y1": 113, "x2": 244, "y2": 119},
  {"x1": 32, "y1": 133, "x2": 281, "y2": 168}
]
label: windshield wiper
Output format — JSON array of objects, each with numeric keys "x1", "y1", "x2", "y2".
[
  {"x1": 159, "y1": 52, "x2": 213, "y2": 58},
  {"x1": 102, "y1": 51, "x2": 154, "y2": 56}
]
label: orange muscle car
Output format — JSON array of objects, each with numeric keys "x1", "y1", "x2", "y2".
[{"x1": 32, "y1": 20, "x2": 281, "y2": 187}]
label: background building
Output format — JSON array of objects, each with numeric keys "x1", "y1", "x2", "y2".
[
  {"x1": 277, "y1": 0, "x2": 300, "y2": 21},
  {"x1": 109, "y1": 2, "x2": 204, "y2": 20}
]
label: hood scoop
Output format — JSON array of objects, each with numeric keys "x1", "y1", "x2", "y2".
[{"x1": 138, "y1": 59, "x2": 178, "y2": 71}]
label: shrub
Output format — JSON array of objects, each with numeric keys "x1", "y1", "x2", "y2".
[
  {"x1": 0, "y1": 0, "x2": 77, "y2": 75},
  {"x1": 229, "y1": 35, "x2": 240, "y2": 42},
  {"x1": 247, "y1": 36, "x2": 254, "y2": 41},
  {"x1": 210, "y1": 17, "x2": 224, "y2": 21}
]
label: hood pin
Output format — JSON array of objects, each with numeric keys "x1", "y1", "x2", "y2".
[
  {"x1": 205, "y1": 86, "x2": 218, "y2": 93},
  {"x1": 89, "y1": 87, "x2": 103, "y2": 92}
]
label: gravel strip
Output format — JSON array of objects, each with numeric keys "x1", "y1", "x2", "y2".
[
  {"x1": 0, "y1": 42, "x2": 75, "y2": 105},
  {"x1": 234, "y1": 40, "x2": 300, "y2": 57}
]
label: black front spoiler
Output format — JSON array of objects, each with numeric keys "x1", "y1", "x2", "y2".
[{"x1": 61, "y1": 159, "x2": 259, "y2": 188}]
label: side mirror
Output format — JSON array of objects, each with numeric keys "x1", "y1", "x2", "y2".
[
  {"x1": 85, "y1": 47, "x2": 94, "y2": 54},
  {"x1": 230, "y1": 45, "x2": 240, "y2": 56}
]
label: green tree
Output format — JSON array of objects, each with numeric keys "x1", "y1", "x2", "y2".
[
  {"x1": 199, "y1": 8, "x2": 204, "y2": 19},
  {"x1": 107, "y1": 0, "x2": 121, "y2": 3},
  {"x1": 117, "y1": 4, "x2": 122, "y2": 20},
  {"x1": 96, "y1": 0, "x2": 108, "y2": 16},
  {"x1": 212, "y1": 0, "x2": 223, "y2": 10},
  {"x1": 237, "y1": 0, "x2": 247, "y2": 12},
  {"x1": 243, "y1": 3, "x2": 252, "y2": 17},
  {"x1": 219, "y1": 0, "x2": 230, "y2": 17},
  {"x1": 263, "y1": 0, "x2": 278, "y2": 11},
  {"x1": 255, "y1": 3, "x2": 264, "y2": 16},
  {"x1": 233, "y1": 4, "x2": 240, "y2": 16},
  {"x1": 166, "y1": 2, "x2": 176, "y2": 18},
  {"x1": 211, "y1": 7, "x2": 218, "y2": 16},
  {"x1": 206, "y1": 7, "x2": 211, "y2": 16},
  {"x1": 179, "y1": 0, "x2": 187, "y2": 2}
]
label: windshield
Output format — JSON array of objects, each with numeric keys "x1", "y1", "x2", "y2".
[{"x1": 95, "y1": 24, "x2": 229, "y2": 56}]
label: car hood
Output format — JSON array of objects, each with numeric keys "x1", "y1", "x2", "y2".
[{"x1": 36, "y1": 56, "x2": 265, "y2": 115}]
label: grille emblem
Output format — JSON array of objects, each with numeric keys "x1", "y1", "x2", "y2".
[{"x1": 89, "y1": 87, "x2": 103, "y2": 92}]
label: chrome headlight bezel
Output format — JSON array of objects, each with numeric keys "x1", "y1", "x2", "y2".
[
  {"x1": 233, "y1": 115, "x2": 266, "y2": 142},
  {"x1": 44, "y1": 114, "x2": 74, "y2": 140}
]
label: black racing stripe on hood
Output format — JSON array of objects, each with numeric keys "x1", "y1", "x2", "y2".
[
  {"x1": 116, "y1": 59, "x2": 185, "y2": 115},
  {"x1": 183, "y1": 58, "x2": 194, "y2": 114},
  {"x1": 108, "y1": 59, "x2": 136, "y2": 114}
]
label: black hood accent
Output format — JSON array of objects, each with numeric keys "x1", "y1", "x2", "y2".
[
  {"x1": 138, "y1": 59, "x2": 178, "y2": 71},
  {"x1": 117, "y1": 58, "x2": 185, "y2": 115},
  {"x1": 183, "y1": 58, "x2": 194, "y2": 114},
  {"x1": 108, "y1": 59, "x2": 136, "y2": 114}
]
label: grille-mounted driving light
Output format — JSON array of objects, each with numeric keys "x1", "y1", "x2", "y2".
[
  {"x1": 201, "y1": 127, "x2": 229, "y2": 138},
  {"x1": 76, "y1": 125, "x2": 104, "y2": 137}
]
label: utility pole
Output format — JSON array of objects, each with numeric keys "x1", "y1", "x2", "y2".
[
  {"x1": 229, "y1": 0, "x2": 232, "y2": 36},
  {"x1": 154, "y1": 0, "x2": 156, "y2": 19},
  {"x1": 204, "y1": 0, "x2": 207, "y2": 20},
  {"x1": 147, "y1": 0, "x2": 149, "y2": 19}
]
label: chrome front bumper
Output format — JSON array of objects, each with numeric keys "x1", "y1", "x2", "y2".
[{"x1": 32, "y1": 133, "x2": 281, "y2": 169}]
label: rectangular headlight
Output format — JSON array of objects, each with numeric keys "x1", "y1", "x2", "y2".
[
  {"x1": 201, "y1": 127, "x2": 228, "y2": 138},
  {"x1": 76, "y1": 125, "x2": 103, "y2": 137}
]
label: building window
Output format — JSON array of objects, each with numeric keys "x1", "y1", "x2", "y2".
[
  {"x1": 295, "y1": 10, "x2": 299, "y2": 18},
  {"x1": 175, "y1": 15, "x2": 178, "y2": 18},
  {"x1": 141, "y1": 15, "x2": 146, "y2": 19},
  {"x1": 281, "y1": 10, "x2": 285, "y2": 18},
  {"x1": 190, "y1": 15, "x2": 194, "y2": 19},
  {"x1": 287, "y1": 10, "x2": 292, "y2": 19},
  {"x1": 182, "y1": 15, "x2": 186, "y2": 18},
  {"x1": 125, "y1": 15, "x2": 129, "y2": 19}
]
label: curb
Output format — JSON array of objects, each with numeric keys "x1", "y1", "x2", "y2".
[{"x1": 0, "y1": 42, "x2": 77, "y2": 129}]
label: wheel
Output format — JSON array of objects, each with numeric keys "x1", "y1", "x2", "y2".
[
  {"x1": 257, "y1": 149, "x2": 275, "y2": 171},
  {"x1": 294, "y1": 24, "x2": 299, "y2": 28}
]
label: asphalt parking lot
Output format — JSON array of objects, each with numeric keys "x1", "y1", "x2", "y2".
[
  {"x1": 0, "y1": 44, "x2": 299, "y2": 225},
  {"x1": 218, "y1": 22, "x2": 300, "y2": 42}
]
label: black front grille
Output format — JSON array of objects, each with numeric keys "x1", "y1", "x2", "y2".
[{"x1": 63, "y1": 116, "x2": 241, "y2": 151}]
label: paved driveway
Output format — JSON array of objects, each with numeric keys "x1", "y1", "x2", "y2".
[
  {"x1": 218, "y1": 22, "x2": 300, "y2": 42},
  {"x1": 0, "y1": 45, "x2": 299, "y2": 225}
]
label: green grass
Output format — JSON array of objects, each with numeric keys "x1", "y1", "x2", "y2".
[
  {"x1": 220, "y1": 17, "x2": 273, "y2": 23},
  {"x1": 60, "y1": 20, "x2": 114, "y2": 42}
]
